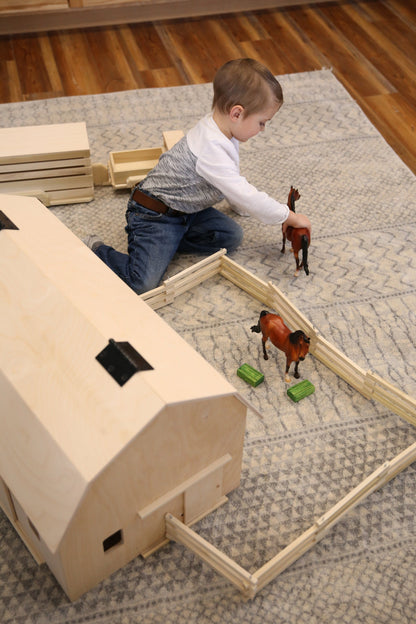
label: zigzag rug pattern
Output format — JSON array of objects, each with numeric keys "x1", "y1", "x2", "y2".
[{"x1": 0, "y1": 69, "x2": 415, "y2": 623}]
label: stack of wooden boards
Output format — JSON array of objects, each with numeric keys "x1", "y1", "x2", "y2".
[
  {"x1": 0, "y1": 122, "x2": 184, "y2": 203},
  {"x1": 0, "y1": 122, "x2": 94, "y2": 206}
]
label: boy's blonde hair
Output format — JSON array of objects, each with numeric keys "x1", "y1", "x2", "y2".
[{"x1": 212, "y1": 58, "x2": 283, "y2": 117}]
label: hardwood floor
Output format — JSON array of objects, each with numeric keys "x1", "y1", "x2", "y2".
[{"x1": 1, "y1": 0, "x2": 415, "y2": 173}]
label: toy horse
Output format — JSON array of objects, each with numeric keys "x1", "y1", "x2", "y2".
[
  {"x1": 281, "y1": 186, "x2": 310, "y2": 276},
  {"x1": 251, "y1": 310, "x2": 310, "y2": 383}
]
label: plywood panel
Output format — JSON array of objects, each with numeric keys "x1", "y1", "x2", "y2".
[
  {"x1": 0, "y1": 122, "x2": 90, "y2": 164},
  {"x1": 0, "y1": 194, "x2": 244, "y2": 562}
]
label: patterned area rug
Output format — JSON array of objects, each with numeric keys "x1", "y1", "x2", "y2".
[{"x1": 1, "y1": 69, "x2": 416, "y2": 624}]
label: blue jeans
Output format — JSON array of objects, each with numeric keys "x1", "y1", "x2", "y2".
[{"x1": 94, "y1": 193, "x2": 243, "y2": 294}]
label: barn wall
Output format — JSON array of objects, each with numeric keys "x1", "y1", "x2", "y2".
[{"x1": 57, "y1": 395, "x2": 246, "y2": 600}]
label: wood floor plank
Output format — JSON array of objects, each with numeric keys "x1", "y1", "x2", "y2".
[
  {"x1": 352, "y1": 1, "x2": 416, "y2": 63},
  {"x1": 11, "y1": 34, "x2": 52, "y2": 99},
  {"x1": 218, "y1": 11, "x2": 270, "y2": 44},
  {"x1": 359, "y1": 92, "x2": 416, "y2": 173},
  {"x1": 325, "y1": 1, "x2": 416, "y2": 106},
  {"x1": 0, "y1": 1, "x2": 415, "y2": 174},
  {"x1": 255, "y1": 9, "x2": 325, "y2": 73},
  {"x1": 153, "y1": 21, "x2": 193, "y2": 85},
  {"x1": 196, "y1": 18, "x2": 245, "y2": 68},
  {"x1": 139, "y1": 66, "x2": 186, "y2": 89},
  {"x1": 48, "y1": 30, "x2": 103, "y2": 95},
  {"x1": 128, "y1": 22, "x2": 174, "y2": 71},
  {"x1": 1, "y1": 59, "x2": 22, "y2": 103},
  {"x1": 113, "y1": 25, "x2": 147, "y2": 87},
  {"x1": 382, "y1": 0, "x2": 416, "y2": 25},
  {"x1": 37, "y1": 33, "x2": 64, "y2": 96},
  {"x1": 159, "y1": 20, "x2": 222, "y2": 84},
  {"x1": 286, "y1": 4, "x2": 395, "y2": 99},
  {"x1": 0, "y1": 37, "x2": 15, "y2": 103},
  {"x1": 239, "y1": 37, "x2": 296, "y2": 75},
  {"x1": 169, "y1": 16, "x2": 243, "y2": 78},
  {"x1": 84, "y1": 28, "x2": 138, "y2": 93}
]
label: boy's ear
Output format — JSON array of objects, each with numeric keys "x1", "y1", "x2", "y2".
[{"x1": 229, "y1": 105, "x2": 244, "y2": 121}]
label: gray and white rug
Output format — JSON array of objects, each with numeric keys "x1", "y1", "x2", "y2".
[{"x1": 1, "y1": 69, "x2": 415, "y2": 623}]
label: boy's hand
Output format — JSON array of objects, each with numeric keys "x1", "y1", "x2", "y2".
[{"x1": 282, "y1": 212, "x2": 311, "y2": 236}]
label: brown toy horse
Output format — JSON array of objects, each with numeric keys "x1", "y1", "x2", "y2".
[
  {"x1": 281, "y1": 186, "x2": 310, "y2": 276},
  {"x1": 251, "y1": 310, "x2": 310, "y2": 383}
]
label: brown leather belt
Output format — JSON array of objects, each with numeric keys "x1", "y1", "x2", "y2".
[{"x1": 132, "y1": 188, "x2": 173, "y2": 215}]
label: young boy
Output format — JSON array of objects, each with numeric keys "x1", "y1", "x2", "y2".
[{"x1": 85, "y1": 58, "x2": 311, "y2": 294}]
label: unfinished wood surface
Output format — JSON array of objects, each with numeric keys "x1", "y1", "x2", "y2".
[
  {"x1": 165, "y1": 512, "x2": 258, "y2": 598},
  {"x1": 0, "y1": 173, "x2": 93, "y2": 192},
  {"x1": 0, "y1": 164, "x2": 91, "y2": 182},
  {"x1": 141, "y1": 248, "x2": 226, "y2": 309},
  {"x1": 165, "y1": 440, "x2": 416, "y2": 598},
  {"x1": 1, "y1": 1, "x2": 415, "y2": 175},
  {"x1": 162, "y1": 129, "x2": 184, "y2": 151},
  {"x1": 0, "y1": 122, "x2": 93, "y2": 204},
  {"x1": 108, "y1": 147, "x2": 163, "y2": 188},
  {"x1": 252, "y1": 440, "x2": 416, "y2": 594},
  {"x1": 27, "y1": 186, "x2": 94, "y2": 206},
  {"x1": 0, "y1": 122, "x2": 90, "y2": 163},
  {"x1": 0, "y1": 194, "x2": 247, "y2": 600},
  {"x1": 0, "y1": 156, "x2": 91, "y2": 173},
  {"x1": 107, "y1": 130, "x2": 184, "y2": 188}
]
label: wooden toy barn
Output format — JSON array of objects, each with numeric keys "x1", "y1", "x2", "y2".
[{"x1": 0, "y1": 194, "x2": 247, "y2": 601}]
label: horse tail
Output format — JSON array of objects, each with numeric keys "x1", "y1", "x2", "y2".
[
  {"x1": 288, "y1": 187, "x2": 296, "y2": 212},
  {"x1": 301, "y1": 235, "x2": 309, "y2": 275},
  {"x1": 251, "y1": 310, "x2": 269, "y2": 333}
]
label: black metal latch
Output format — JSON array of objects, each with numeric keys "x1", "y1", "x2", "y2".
[
  {"x1": 96, "y1": 339, "x2": 153, "y2": 386},
  {"x1": 0, "y1": 211, "x2": 18, "y2": 231}
]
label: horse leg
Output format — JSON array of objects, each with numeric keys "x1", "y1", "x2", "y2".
[
  {"x1": 293, "y1": 361, "x2": 300, "y2": 379},
  {"x1": 281, "y1": 232, "x2": 286, "y2": 254},
  {"x1": 293, "y1": 251, "x2": 301, "y2": 277},
  {"x1": 284, "y1": 360, "x2": 291, "y2": 383},
  {"x1": 262, "y1": 338, "x2": 269, "y2": 360},
  {"x1": 301, "y1": 234, "x2": 309, "y2": 275}
]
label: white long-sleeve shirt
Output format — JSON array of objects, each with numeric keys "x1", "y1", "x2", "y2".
[{"x1": 140, "y1": 113, "x2": 289, "y2": 225}]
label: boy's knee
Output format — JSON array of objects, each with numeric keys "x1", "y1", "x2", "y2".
[
  {"x1": 130, "y1": 274, "x2": 158, "y2": 295},
  {"x1": 129, "y1": 266, "x2": 164, "y2": 295},
  {"x1": 226, "y1": 222, "x2": 243, "y2": 253}
]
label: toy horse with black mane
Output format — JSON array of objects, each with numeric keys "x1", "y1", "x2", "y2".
[
  {"x1": 251, "y1": 310, "x2": 310, "y2": 383},
  {"x1": 281, "y1": 186, "x2": 310, "y2": 276}
]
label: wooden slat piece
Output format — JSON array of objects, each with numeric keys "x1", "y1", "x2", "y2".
[
  {"x1": 138, "y1": 454, "x2": 232, "y2": 521},
  {"x1": 0, "y1": 164, "x2": 92, "y2": 182},
  {"x1": 253, "y1": 440, "x2": 416, "y2": 593},
  {"x1": 108, "y1": 147, "x2": 163, "y2": 188},
  {"x1": 140, "y1": 249, "x2": 225, "y2": 308},
  {"x1": 219, "y1": 255, "x2": 270, "y2": 303},
  {"x1": 363, "y1": 370, "x2": 416, "y2": 427},
  {"x1": 313, "y1": 334, "x2": 366, "y2": 392},
  {"x1": 164, "y1": 441, "x2": 416, "y2": 598},
  {"x1": 0, "y1": 156, "x2": 91, "y2": 174},
  {"x1": 165, "y1": 513, "x2": 258, "y2": 599},
  {"x1": 266, "y1": 281, "x2": 317, "y2": 341},
  {"x1": 0, "y1": 123, "x2": 90, "y2": 164},
  {"x1": 162, "y1": 130, "x2": 184, "y2": 151}
]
